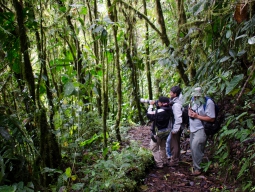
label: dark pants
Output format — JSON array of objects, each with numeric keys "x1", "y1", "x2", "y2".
[{"x1": 170, "y1": 130, "x2": 181, "y2": 164}]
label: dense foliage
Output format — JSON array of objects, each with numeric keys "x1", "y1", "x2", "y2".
[{"x1": 0, "y1": 0, "x2": 255, "y2": 191}]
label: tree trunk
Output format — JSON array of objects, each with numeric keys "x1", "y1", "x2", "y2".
[
  {"x1": 155, "y1": 0, "x2": 170, "y2": 46},
  {"x1": 155, "y1": 0, "x2": 189, "y2": 85},
  {"x1": 143, "y1": 0, "x2": 153, "y2": 100},
  {"x1": 122, "y1": 10, "x2": 144, "y2": 124},
  {"x1": 107, "y1": 0, "x2": 122, "y2": 142},
  {"x1": 101, "y1": 30, "x2": 109, "y2": 152},
  {"x1": 38, "y1": 109, "x2": 61, "y2": 187},
  {"x1": 87, "y1": 0, "x2": 102, "y2": 116},
  {"x1": 13, "y1": 0, "x2": 35, "y2": 103}
]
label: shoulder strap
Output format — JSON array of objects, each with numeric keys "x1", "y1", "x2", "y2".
[
  {"x1": 203, "y1": 96, "x2": 208, "y2": 110},
  {"x1": 152, "y1": 109, "x2": 158, "y2": 133}
]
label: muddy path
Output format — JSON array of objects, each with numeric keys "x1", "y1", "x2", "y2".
[{"x1": 128, "y1": 126, "x2": 237, "y2": 192}]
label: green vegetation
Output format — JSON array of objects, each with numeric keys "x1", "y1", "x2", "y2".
[{"x1": 0, "y1": 0, "x2": 255, "y2": 191}]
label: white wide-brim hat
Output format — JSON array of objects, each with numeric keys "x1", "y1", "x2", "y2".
[{"x1": 192, "y1": 87, "x2": 203, "y2": 97}]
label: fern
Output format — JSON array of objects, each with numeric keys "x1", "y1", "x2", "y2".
[{"x1": 237, "y1": 159, "x2": 249, "y2": 179}]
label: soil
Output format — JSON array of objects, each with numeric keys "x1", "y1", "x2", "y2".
[{"x1": 128, "y1": 125, "x2": 238, "y2": 192}]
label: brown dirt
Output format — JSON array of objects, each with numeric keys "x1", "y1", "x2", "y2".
[{"x1": 128, "y1": 125, "x2": 238, "y2": 192}]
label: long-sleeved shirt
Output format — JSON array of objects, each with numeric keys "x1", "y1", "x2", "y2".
[{"x1": 169, "y1": 96, "x2": 183, "y2": 133}]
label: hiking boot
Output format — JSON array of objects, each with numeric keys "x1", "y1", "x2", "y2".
[{"x1": 190, "y1": 169, "x2": 201, "y2": 176}]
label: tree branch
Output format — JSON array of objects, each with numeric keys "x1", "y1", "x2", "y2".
[
  {"x1": 117, "y1": 0, "x2": 162, "y2": 36},
  {"x1": 236, "y1": 63, "x2": 255, "y2": 103}
]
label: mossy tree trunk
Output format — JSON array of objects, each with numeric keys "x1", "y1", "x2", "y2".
[
  {"x1": 143, "y1": 0, "x2": 153, "y2": 100},
  {"x1": 107, "y1": 0, "x2": 122, "y2": 142}
]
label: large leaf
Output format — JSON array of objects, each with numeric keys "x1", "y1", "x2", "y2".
[
  {"x1": 0, "y1": 127, "x2": 11, "y2": 140},
  {"x1": 190, "y1": 0, "x2": 212, "y2": 16},
  {"x1": 226, "y1": 30, "x2": 232, "y2": 39},
  {"x1": 229, "y1": 49, "x2": 236, "y2": 58},
  {"x1": 0, "y1": 186, "x2": 15, "y2": 192},
  {"x1": 64, "y1": 82, "x2": 75, "y2": 96},
  {"x1": 225, "y1": 74, "x2": 244, "y2": 95},
  {"x1": 65, "y1": 167, "x2": 72, "y2": 178},
  {"x1": 219, "y1": 56, "x2": 230, "y2": 63}
]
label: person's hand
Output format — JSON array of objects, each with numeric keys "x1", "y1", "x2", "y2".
[{"x1": 188, "y1": 108, "x2": 198, "y2": 119}]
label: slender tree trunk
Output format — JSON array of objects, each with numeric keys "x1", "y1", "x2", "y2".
[
  {"x1": 86, "y1": 0, "x2": 102, "y2": 115},
  {"x1": 176, "y1": 0, "x2": 190, "y2": 84},
  {"x1": 155, "y1": 0, "x2": 170, "y2": 46},
  {"x1": 143, "y1": 0, "x2": 153, "y2": 100},
  {"x1": 101, "y1": 29, "x2": 109, "y2": 152},
  {"x1": 107, "y1": 0, "x2": 122, "y2": 142},
  {"x1": 123, "y1": 17, "x2": 144, "y2": 124},
  {"x1": 155, "y1": 0, "x2": 189, "y2": 85}
]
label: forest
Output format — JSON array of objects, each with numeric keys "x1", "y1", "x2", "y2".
[{"x1": 0, "y1": 0, "x2": 255, "y2": 191}]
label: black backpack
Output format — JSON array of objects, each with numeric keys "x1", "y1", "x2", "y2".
[
  {"x1": 169, "y1": 102, "x2": 189, "y2": 129},
  {"x1": 202, "y1": 96, "x2": 221, "y2": 136}
]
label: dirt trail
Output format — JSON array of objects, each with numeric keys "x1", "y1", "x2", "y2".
[{"x1": 128, "y1": 126, "x2": 236, "y2": 192}]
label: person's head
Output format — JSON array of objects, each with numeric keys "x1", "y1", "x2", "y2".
[
  {"x1": 170, "y1": 86, "x2": 182, "y2": 98},
  {"x1": 192, "y1": 87, "x2": 203, "y2": 99},
  {"x1": 158, "y1": 96, "x2": 170, "y2": 107}
]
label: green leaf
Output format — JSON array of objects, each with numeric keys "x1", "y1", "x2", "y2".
[
  {"x1": 59, "y1": 6, "x2": 66, "y2": 13},
  {"x1": 72, "y1": 183, "x2": 85, "y2": 190},
  {"x1": 80, "y1": 7, "x2": 87, "y2": 15},
  {"x1": 191, "y1": 0, "x2": 211, "y2": 16},
  {"x1": 226, "y1": 30, "x2": 232, "y2": 38},
  {"x1": 64, "y1": 82, "x2": 75, "y2": 96},
  {"x1": 237, "y1": 50, "x2": 246, "y2": 57},
  {"x1": 103, "y1": 147, "x2": 108, "y2": 157},
  {"x1": 248, "y1": 36, "x2": 255, "y2": 44},
  {"x1": 0, "y1": 186, "x2": 15, "y2": 192},
  {"x1": 235, "y1": 34, "x2": 247, "y2": 40},
  {"x1": 191, "y1": 1, "x2": 204, "y2": 16},
  {"x1": 65, "y1": 167, "x2": 72, "y2": 178},
  {"x1": 225, "y1": 74, "x2": 244, "y2": 95},
  {"x1": 236, "y1": 112, "x2": 247, "y2": 120},
  {"x1": 229, "y1": 49, "x2": 236, "y2": 57},
  {"x1": 61, "y1": 74, "x2": 69, "y2": 84},
  {"x1": 219, "y1": 56, "x2": 230, "y2": 63},
  {"x1": 237, "y1": 159, "x2": 249, "y2": 179},
  {"x1": 0, "y1": 127, "x2": 11, "y2": 140},
  {"x1": 80, "y1": 134, "x2": 100, "y2": 147}
]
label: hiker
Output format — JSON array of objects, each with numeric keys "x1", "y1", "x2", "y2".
[
  {"x1": 147, "y1": 96, "x2": 172, "y2": 168},
  {"x1": 166, "y1": 86, "x2": 183, "y2": 167},
  {"x1": 188, "y1": 87, "x2": 216, "y2": 175}
]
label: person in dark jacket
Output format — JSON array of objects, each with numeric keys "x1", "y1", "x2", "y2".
[{"x1": 147, "y1": 96, "x2": 172, "y2": 168}]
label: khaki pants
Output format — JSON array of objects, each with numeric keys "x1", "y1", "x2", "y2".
[{"x1": 150, "y1": 136, "x2": 168, "y2": 167}]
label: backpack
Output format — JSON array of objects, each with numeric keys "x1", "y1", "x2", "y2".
[
  {"x1": 169, "y1": 102, "x2": 189, "y2": 130},
  {"x1": 202, "y1": 96, "x2": 221, "y2": 136},
  {"x1": 181, "y1": 105, "x2": 189, "y2": 128}
]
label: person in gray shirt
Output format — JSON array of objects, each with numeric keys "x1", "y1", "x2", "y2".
[
  {"x1": 166, "y1": 86, "x2": 183, "y2": 167},
  {"x1": 188, "y1": 87, "x2": 215, "y2": 175}
]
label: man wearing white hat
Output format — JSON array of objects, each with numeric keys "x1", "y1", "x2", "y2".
[{"x1": 188, "y1": 87, "x2": 216, "y2": 175}]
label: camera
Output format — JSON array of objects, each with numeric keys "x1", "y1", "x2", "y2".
[
  {"x1": 140, "y1": 98, "x2": 158, "y2": 105},
  {"x1": 189, "y1": 108, "x2": 196, "y2": 120}
]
